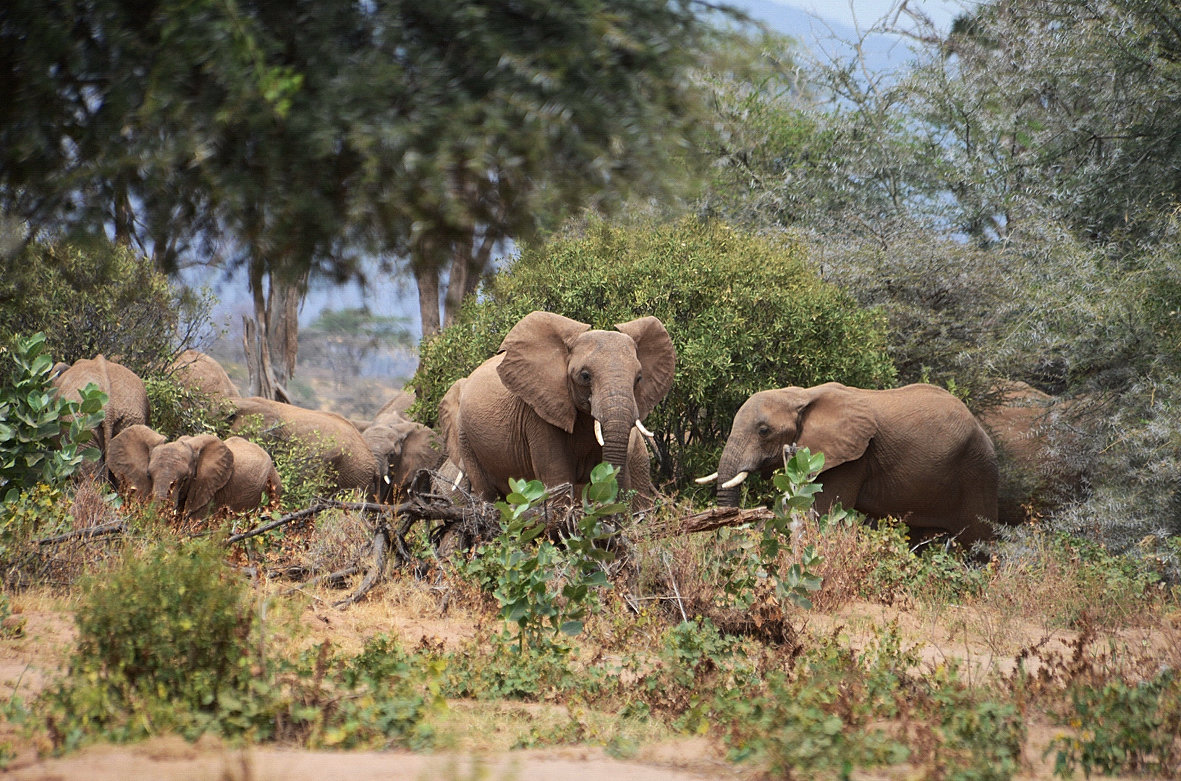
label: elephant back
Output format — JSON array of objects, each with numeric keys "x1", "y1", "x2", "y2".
[
  {"x1": 169, "y1": 349, "x2": 240, "y2": 399},
  {"x1": 220, "y1": 436, "x2": 281, "y2": 512},
  {"x1": 53, "y1": 355, "x2": 150, "y2": 453}
]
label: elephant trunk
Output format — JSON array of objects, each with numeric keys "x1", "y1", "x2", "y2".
[
  {"x1": 593, "y1": 391, "x2": 637, "y2": 494},
  {"x1": 715, "y1": 437, "x2": 754, "y2": 508}
]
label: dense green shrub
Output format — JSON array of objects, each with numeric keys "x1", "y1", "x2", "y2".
[
  {"x1": 0, "y1": 236, "x2": 208, "y2": 376},
  {"x1": 413, "y1": 217, "x2": 895, "y2": 490},
  {"x1": 0, "y1": 333, "x2": 105, "y2": 504},
  {"x1": 143, "y1": 375, "x2": 233, "y2": 440}
]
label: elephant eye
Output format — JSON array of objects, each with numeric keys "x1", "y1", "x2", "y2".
[
  {"x1": 635, "y1": 372, "x2": 643, "y2": 386},
  {"x1": 758, "y1": 424, "x2": 770, "y2": 437},
  {"x1": 578, "y1": 369, "x2": 591, "y2": 384}
]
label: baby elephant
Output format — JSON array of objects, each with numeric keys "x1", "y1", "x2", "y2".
[
  {"x1": 700, "y1": 382, "x2": 998, "y2": 546},
  {"x1": 108, "y1": 425, "x2": 281, "y2": 517}
]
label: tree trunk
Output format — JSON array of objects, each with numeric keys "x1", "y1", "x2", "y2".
[
  {"x1": 416, "y1": 264, "x2": 441, "y2": 339},
  {"x1": 442, "y1": 233, "x2": 472, "y2": 329},
  {"x1": 243, "y1": 260, "x2": 303, "y2": 402}
]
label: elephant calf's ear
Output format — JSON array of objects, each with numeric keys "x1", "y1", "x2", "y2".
[
  {"x1": 107, "y1": 424, "x2": 166, "y2": 497},
  {"x1": 185, "y1": 436, "x2": 235, "y2": 514}
]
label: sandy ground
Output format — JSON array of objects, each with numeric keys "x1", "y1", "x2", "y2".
[{"x1": 2, "y1": 585, "x2": 1176, "y2": 781}]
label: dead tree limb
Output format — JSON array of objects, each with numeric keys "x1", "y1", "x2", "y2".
[
  {"x1": 35, "y1": 521, "x2": 126, "y2": 545},
  {"x1": 333, "y1": 527, "x2": 389, "y2": 608},
  {"x1": 642, "y1": 506, "x2": 775, "y2": 540}
]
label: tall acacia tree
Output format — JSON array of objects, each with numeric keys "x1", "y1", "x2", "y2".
[{"x1": 1, "y1": 0, "x2": 727, "y2": 381}]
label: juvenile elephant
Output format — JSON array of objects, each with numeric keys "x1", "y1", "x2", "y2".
[
  {"x1": 362, "y1": 420, "x2": 444, "y2": 502},
  {"x1": 457, "y1": 311, "x2": 675, "y2": 506},
  {"x1": 168, "y1": 349, "x2": 240, "y2": 399},
  {"x1": 108, "y1": 425, "x2": 280, "y2": 516},
  {"x1": 53, "y1": 355, "x2": 150, "y2": 458},
  {"x1": 701, "y1": 382, "x2": 999, "y2": 546},
  {"x1": 228, "y1": 396, "x2": 380, "y2": 495}
]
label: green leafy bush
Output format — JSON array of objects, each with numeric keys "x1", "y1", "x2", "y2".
[
  {"x1": 0, "y1": 237, "x2": 196, "y2": 376},
  {"x1": 413, "y1": 217, "x2": 895, "y2": 490},
  {"x1": 143, "y1": 375, "x2": 234, "y2": 440},
  {"x1": 0, "y1": 333, "x2": 105, "y2": 504}
]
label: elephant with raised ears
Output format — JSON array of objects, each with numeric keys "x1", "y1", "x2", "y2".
[
  {"x1": 228, "y1": 396, "x2": 380, "y2": 495},
  {"x1": 701, "y1": 382, "x2": 999, "y2": 547},
  {"x1": 52, "y1": 355, "x2": 150, "y2": 461},
  {"x1": 457, "y1": 311, "x2": 675, "y2": 507},
  {"x1": 107, "y1": 425, "x2": 281, "y2": 516},
  {"x1": 362, "y1": 420, "x2": 444, "y2": 502}
]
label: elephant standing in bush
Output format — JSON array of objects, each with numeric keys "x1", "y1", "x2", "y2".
[
  {"x1": 53, "y1": 355, "x2": 150, "y2": 458},
  {"x1": 228, "y1": 396, "x2": 380, "y2": 494},
  {"x1": 168, "y1": 349, "x2": 240, "y2": 399},
  {"x1": 702, "y1": 382, "x2": 998, "y2": 546},
  {"x1": 362, "y1": 420, "x2": 444, "y2": 502},
  {"x1": 108, "y1": 425, "x2": 281, "y2": 516},
  {"x1": 456, "y1": 311, "x2": 675, "y2": 506}
]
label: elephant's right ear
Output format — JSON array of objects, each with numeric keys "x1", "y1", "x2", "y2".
[
  {"x1": 796, "y1": 384, "x2": 877, "y2": 471},
  {"x1": 183, "y1": 435, "x2": 234, "y2": 514},
  {"x1": 108, "y1": 424, "x2": 166, "y2": 497},
  {"x1": 437, "y1": 378, "x2": 465, "y2": 458},
  {"x1": 498, "y1": 311, "x2": 590, "y2": 432}
]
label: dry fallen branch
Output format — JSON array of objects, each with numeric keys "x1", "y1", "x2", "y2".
[{"x1": 642, "y1": 506, "x2": 775, "y2": 539}]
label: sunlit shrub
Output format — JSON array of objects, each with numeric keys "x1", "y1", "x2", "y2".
[{"x1": 413, "y1": 216, "x2": 895, "y2": 492}]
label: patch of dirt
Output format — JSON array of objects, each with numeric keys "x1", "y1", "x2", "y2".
[
  {"x1": 7, "y1": 737, "x2": 730, "y2": 781},
  {"x1": 0, "y1": 610, "x2": 75, "y2": 701}
]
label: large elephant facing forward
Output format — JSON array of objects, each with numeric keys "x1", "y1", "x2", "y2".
[
  {"x1": 702, "y1": 382, "x2": 998, "y2": 546},
  {"x1": 457, "y1": 311, "x2": 675, "y2": 506}
]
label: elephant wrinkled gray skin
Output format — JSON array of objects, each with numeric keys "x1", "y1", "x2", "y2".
[
  {"x1": 52, "y1": 355, "x2": 150, "y2": 460},
  {"x1": 437, "y1": 377, "x2": 466, "y2": 469},
  {"x1": 169, "y1": 349, "x2": 240, "y2": 399},
  {"x1": 362, "y1": 420, "x2": 443, "y2": 502},
  {"x1": 228, "y1": 396, "x2": 380, "y2": 494},
  {"x1": 107, "y1": 425, "x2": 280, "y2": 516},
  {"x1": 457, "y1": 311, "x2": 675, "y2": 508},
  {"x1": 704, "y1": 382, "x2": 999, "y2": 546}
]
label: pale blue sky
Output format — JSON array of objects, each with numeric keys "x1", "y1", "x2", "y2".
[{"x1": 786, "y1": 0, "x2": 968, "y2": 32}]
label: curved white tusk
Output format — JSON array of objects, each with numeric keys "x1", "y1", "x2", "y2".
[
  {"x1": 383, "y1": 474, "x2": 391, "y2": 484},
  {"x1": 720, "y1": 471, "x2": 749, "y2": 489},
  {"x1": 455, "y1": 469, "x2": 465, "y2": 485},
  {"x1": 634, "y1": 419, "x2": 655, "y2": 438},
  {"x1": 694, "y1": 472, "x2": 718, "y2": 484},
  {"x1": 594, "y1": 419, "x2": 605, "y2": 446}
]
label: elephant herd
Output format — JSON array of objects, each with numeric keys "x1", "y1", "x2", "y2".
[
  {"x1": 50, "y1": 350, "x2": 444, "y2": 519},
  {"x1": 50, "y1": 310, "x2": 1066, "y2": 547}
]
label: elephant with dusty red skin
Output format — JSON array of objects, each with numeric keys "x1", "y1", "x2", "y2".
[
  {"x1": 107, "y1": 425, "x2": 281, "y2": 516},
  {"x1": 700, "y1": 382, "x2": 999, "y2": 546},
  {"x1": 456, "y1": 311, "x2": 675, "y2": 508}
]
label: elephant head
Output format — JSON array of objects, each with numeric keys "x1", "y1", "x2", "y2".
[
  {"x1": 108, "y1": 427, "x2": 235, "y2": 516},
  {"x1": 362, "y1": 420, "x2": 443, "y2": 502},
  {"x1": 706, "y1": 383, "x2": 876, "y2": 506},
  {"x1": 497, "y1": 311, "x2": 675, "y2": 493}
]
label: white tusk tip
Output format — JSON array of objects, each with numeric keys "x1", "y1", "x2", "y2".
[
  {"x1": 635, "y1": 419, "x2": 654, "y2": 437},
  {"x1": 694, "y1": 472, "x2": 718, "y2": 484},
  {"x1": 593, "y1": 419, "x2": 605, "y2": 446},
  {"x1": 720, "y1": 470, "x2": 749, "y2": 489}
]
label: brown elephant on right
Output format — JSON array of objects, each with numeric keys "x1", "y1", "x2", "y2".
[
  {"x1": 108, "y1": 425, "x2": 280, "y2": 516},
  {"x1": 168, "y1": 349, "x2": 240, "y2": 399},
  {"x1": 228, "y1": 396, "x2": 380, "y2": 495},
  {"x1": 977, "y1": 381, "x2": 1084, "y2": 525},
  {"x1": 700, "y1": 382, "x2": 999, "y2": 547},
  {"x1": 53, "y1": 355, "x2": 150, "y2": 459}
]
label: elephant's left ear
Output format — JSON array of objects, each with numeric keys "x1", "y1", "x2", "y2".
[
  {"x1": 184, "y1": 435, "x2": 235, "y2": 514},
  {"x1": 615, "y1": 316, "x2": 676, "y2": 418},
  {"x1": 498, "y1": 311, "x2": 590, "y2": 432}
]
